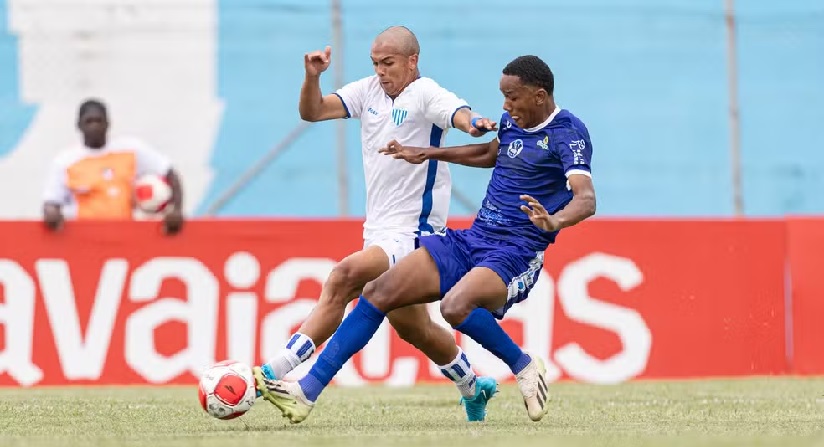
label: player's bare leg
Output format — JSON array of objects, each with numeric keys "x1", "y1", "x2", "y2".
[
  {"x1": 259, "y1": 248, "x2": 451, "y2": 422},
  {"x1": 387, "y1": 305, "x2": 457, "y2": 365},
  {"x1": 259, "y1": 246, "x2": 387, "y2": 382},
  {"x1": 300, "y1": 246, "x2": 390, "y2": 345},
  {"x1": 255, "y1": 246, "x2": 493, "y2": 422},
  {"x1": 387, "y1": 304, "x2": 498, "y2": 420},
  {"x1": 440, "y1": 267, "x2": 550, "y2": 422},
  {"x1": 254, "y1": 247, "x2": 388, "y2": 413}
]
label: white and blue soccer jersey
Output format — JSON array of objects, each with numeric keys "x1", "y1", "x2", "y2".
[
  {"x1": 470, "y1": 107, "x2": 594, "y2": 252},
  {"x1": 335, "y1": 75, "x2": 469, "y2": 241}
]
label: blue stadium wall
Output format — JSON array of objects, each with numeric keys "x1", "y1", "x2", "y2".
[{"x1": 1, "y1": 0, "x2": 822, "y2": 217}]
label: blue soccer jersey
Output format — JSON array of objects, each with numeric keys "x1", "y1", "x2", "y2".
[{"x1": 470, "y1": 108, "x2": 593, "y2": 252}]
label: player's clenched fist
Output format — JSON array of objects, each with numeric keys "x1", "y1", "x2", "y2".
[{"x1": 304, "y1": 46, "x2": 332, "y2": 77}]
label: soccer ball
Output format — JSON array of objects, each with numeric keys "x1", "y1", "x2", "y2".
[
  {"x1": 198, "y1": 360, "x2": 257, "y2": 420},
  {"x1": 134, "y1": 174, "x2": 172, "y2": 213}
]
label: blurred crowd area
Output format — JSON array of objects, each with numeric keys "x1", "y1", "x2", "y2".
[{"x1": 0, "y1": 0, "x2": 821, "y2": 218}]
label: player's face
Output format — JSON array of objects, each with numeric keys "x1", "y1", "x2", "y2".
[
  {"x1": 500, "y1": 75, "x2": 546, "y2": 129},
  {"x1": 78, "y1": 108, "x2": 108, "y2": 148},
  {"x1": 371, "y1": 44, "x2": 418, "y2": 97}
]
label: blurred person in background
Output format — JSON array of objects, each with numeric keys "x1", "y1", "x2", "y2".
[{"x1": 42, "y1": 99, "x2": 184, "y2": 234}]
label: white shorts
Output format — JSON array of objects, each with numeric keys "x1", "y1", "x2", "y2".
[{"x1": 363, "y1": 232, "x2": 419, "y2": 268}]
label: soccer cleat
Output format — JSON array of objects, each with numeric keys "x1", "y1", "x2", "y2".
[
  {"x1": 254, "y1": 364, "x2": 277, "y2": 398},
  {"x1": 253, "y1": 368, "x2": 314, "y2": 424},
  {"x1": 460, "y1": 376, "x2": 498, "y2": 422},
  {"x1": 515, "y1": 354, "x2": 551, "y2": 422}
]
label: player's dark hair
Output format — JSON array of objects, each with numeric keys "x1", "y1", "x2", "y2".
[
  {"x1": 502, "y1": 56, "x2": 554, "y2": 95},
  {"x1": 78, "y1": 99, "x2": 107, "y2": 121}
]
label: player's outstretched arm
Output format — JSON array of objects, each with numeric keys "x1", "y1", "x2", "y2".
[
  {"x1": 379, "y1": 138, "x2": 499, "y2": 168},
  {"x1": 520, "y1": 175, "x2": 596, "y2": 232},
  {"x1": 452, "y1": 108, "x2": 497, "y2": 137},
  {"x1": 299, "y1": 46, "x2": 348, "y2": 122}
]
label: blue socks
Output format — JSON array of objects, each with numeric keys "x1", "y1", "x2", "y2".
[
  {"x1": 455, "y1": 308, "x2": 531, "y2": 374},
  {"x1": 298, "y1": 298, "x2": 386, "y2": 401},
  {"x1": 296, "y1": 301, "x2": 527, "y2": 402}
]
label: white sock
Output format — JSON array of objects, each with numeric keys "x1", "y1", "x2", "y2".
[
  {"x1": 266, "y1": 333, "x2": 316, "y2": 379},
  {"x1": 438, "y1": 348, "x2": 477, "y2": 399}
]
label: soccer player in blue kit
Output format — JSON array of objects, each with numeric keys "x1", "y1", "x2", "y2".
[{"x1": 260, "y1": 55, "x2": 597, "y2": 424}]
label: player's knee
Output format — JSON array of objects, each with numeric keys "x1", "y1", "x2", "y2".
[
  {"x1": 323, "y1": 261, "x2": 367, "y2": 306},
  {"x1": 440, "y1": 294, "x2": 474, "y2": 327},
  {"x1": 362, "y1": 275, "x2": 400, "y2": 312}
]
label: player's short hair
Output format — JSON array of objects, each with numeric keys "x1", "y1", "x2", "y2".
[
  {"x1": 78, "y1": 99, "x2": 107, "y2": 121},
  {"x1": 376, "y1": 26, "x2": 420, "y2": 56},
  {"x1": 502, "y1": 56, "x2": 554, "y2": 96}
]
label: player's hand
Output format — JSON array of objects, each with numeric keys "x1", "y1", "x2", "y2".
[
  {"x1": 520, "y1": 194, "x2": 561, "y2": 232},
  {"x1": 469, "y1": 117, "x2": 497, "y2": 138},
  {"x1": 379, "y1": 140, "x2": 427, "y2": 164},
  {"x1": 304, "y1": 46, "x2": 332, "y2": 77},
  {"x1": 44, "y1": 208, "x2": 64, "y2": 232},
  {"x1": 163, "y1": 208, "x2": 184, "y2": 236}
]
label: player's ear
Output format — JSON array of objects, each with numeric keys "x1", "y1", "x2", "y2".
[
  {"x1": 535, "y1": 88, "x2": 547, "y2": 105},
  {"x1": 408, "y1": 53, "x2": 419, "y2": 70}
]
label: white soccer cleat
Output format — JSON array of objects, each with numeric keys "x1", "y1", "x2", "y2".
[
  {"x1": 515, "y1": 353, "x2": 550, "y2": 422},
  {"x1": 261, "y1": 378, "x2": 315, "y2": 424}
]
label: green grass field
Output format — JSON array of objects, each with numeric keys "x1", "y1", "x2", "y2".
[{"x1": 1, "y1": 378, "x2": 823, "y2": 447}]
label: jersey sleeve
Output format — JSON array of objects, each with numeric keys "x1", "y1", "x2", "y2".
[
  {"x1": 420, "y1": 78, "x2": 469, "y2": 129},
  {"x1": 42, "y1": 158, "x2": 71, "y2": 204},
  {"x1": 334, "y1": 77, "x2": 370, "y2": 119},
  {"x1": 133, "y1": 139, "x2": 172, "y2": 177},
  {"x1": 554, "y1": 129, "x2": 593, "y2": 178}
]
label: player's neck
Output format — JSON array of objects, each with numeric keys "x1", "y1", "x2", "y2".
[
  {"x1": 388, "y1": 70, "x2": 420, "y2": 100},
  {"x1": 535, "y1": 99, "x2": 558, "y2": 125}
]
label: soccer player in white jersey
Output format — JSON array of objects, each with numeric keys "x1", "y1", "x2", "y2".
[{"x1": 253, "y1": 26, "x2": 499, "y2": 422}]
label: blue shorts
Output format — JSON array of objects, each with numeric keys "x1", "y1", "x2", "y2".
[{"x1": 417, "y1": 228, "x2": 545, "y2": 319}]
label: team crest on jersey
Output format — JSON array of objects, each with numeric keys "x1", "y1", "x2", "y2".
[
  {"x1": 507, "y1": 139, "x2": 524, "y2": 158},
  {"x1": 391, "y1": 108, "x2": 408, "y2": 126},
  {"x1": 537, "y1": 135, "x2": 549, "y2": 150}
]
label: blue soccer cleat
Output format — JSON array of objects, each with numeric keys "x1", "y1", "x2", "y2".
[{"x1": 461, "y1": 376, "x2": 498, "y2": 422}]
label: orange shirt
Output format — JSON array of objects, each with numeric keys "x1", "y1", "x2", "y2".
[{"x1": 43, "y1": 136, "x2": 171, "y2": 220}]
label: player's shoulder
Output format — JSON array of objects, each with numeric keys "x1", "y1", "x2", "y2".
[
  {"x1": 552, "y1": 108, "x2": 587, "y2": 128},
  {"x1": 547, "y1": 109, "x2": 591, "y2": 145},
  {"x1": 408, "y1": 76, "x2": 451, "y2": 95},
  {"x1": 412, "y1": 76, "x2": 440, "y2": 88}
]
